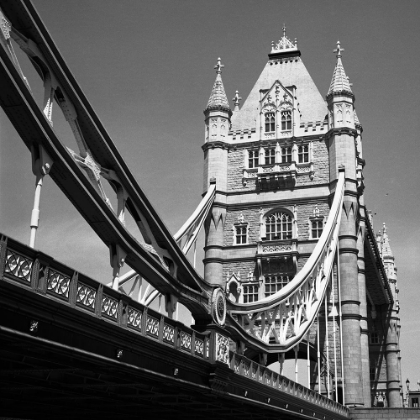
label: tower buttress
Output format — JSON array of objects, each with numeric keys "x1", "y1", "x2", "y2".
[
  {"x1": 327, "y1": 42, "x2": 365, "y2": 407},
  {"x1": 203, "y1": 58, "x2": 231, "y2": 286}
]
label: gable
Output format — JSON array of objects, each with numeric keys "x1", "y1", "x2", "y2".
[{"x1": 232, "y1": 57, "x2": 327, "y2": 130}]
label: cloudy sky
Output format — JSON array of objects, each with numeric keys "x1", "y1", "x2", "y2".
[{"x1": 1, "y1": 0, "x2": 419, "y2": 394}]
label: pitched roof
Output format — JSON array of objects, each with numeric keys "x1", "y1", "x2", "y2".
[{"x1": 232, "y1": 55, "x2": 327, "y2": 129}]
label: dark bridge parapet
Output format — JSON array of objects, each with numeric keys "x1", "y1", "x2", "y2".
[{"x1": 0, "y1": 233, "x2": 349, "y2": 419}]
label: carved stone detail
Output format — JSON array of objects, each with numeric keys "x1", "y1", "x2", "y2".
[{"x1": 215, "y1": 333, "x2": 230, "y2": 365}]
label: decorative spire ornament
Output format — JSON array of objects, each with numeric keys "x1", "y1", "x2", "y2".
[
  {"x1": 214, "y1": 57, "x2": 224, "y2": 74},
  {"x1": 233, "y1": 90, "x2": 242, "y2": 111}
]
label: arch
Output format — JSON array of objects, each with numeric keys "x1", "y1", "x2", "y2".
[
  {"x1": 226, "y1": 274, "x2": 241, "y2": 303},
  {"x1": 263, "y1": 209, "x2": 293, "y2": 241},
  {"x1": 281, "y1": 109, "x2": 292, "y2": 130},
  {"x1": 264, "y1": 111, "x2": 275, "y2": 132}
]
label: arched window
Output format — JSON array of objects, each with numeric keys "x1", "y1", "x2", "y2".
[
  {"x1": 281, "y1": 110, "x2": 292, "y2": 130},
  {"x1": 265, "y1": 112, "x2": 275, "y2": 132},
  {"x1": 265, "y1": 211, "x2": 293, "y2": 240}
]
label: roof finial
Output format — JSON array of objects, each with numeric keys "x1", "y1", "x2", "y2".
[
  {"x1": 333, "y1": 40, "x2": 344, "y2": 59},
  {"x1": 232, "y1": 90, "x2": 242, "y2": 111},
  {"x1": 214, "y1": 57, "x2": 224, "y2": 74},
  {"x1": 282, "y1": 23, "x2": 286, "y2": 38}
]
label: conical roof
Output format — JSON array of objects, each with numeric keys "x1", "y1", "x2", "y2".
[
  {"x1": 206, "y1": 58, "x2": 231, "y2": 112},
  {"x1": 328, "y1": 41, "x2": 353, "y2": 97}
]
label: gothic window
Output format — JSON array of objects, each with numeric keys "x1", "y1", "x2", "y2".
[
  {"x1": 265, "y1": 211, "x2": 293, "y2": 240},
  {"x1": 248, "y1": 150, "x2": 259, "y2": 168},
  {"x1": 311, "y1": 219, "x2": 323, "y2": 239},
  {"x1": 235, "y1": 225, "x2": 247, "y2": 244},
  {"x1": 264, "y1": 274, "x2": 292, "y2": 296},
  {"x1": 265, "y1": 112, "x2": 275, "y2": 132},
  {"x1": 282, "y1": 146, "x2": 292, "y2": 163},
  {"x1": 265, "y1": 148, "x2": 275, "y2": 165},
  {"x1": 281, "y1": 110, "x2": 292, "y2": 130},
  {"x1": 243, "y1": 284, "x2": 259, "y2": 303},
  {"x1": 370, "y1": 332, "x2": 380, "y2": 344},
  {"x1": 298, "y1": 145, "x2": 309, "y2": 163}
]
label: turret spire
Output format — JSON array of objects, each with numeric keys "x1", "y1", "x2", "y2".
[
  {"x1": 381, "y1": 223, "x2": 394, "y2": 259},
  {"x1": 206, "y1": 57, "x2": 231, "y2": 112},
  {"x1": 327, "y1": 41, "x2": 353, "y2": 96}
]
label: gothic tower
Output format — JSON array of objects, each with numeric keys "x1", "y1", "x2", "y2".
[{"x1": 202, "y1": 30, "x2": 401, "y2": 407}]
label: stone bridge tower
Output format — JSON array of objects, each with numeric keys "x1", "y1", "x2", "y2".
[{"x1": 202, "y1": 30, "x2": 401, "y2": 407}]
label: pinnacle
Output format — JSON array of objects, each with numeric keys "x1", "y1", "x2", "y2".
[
  {"x1": 327, "y1": 41, "x2": 353, "y2": 97},
  {"x1": 206, "y1": 58, "x2": 231, "y2": 112},
  {"x1": 381, "y1": 223, "x2": 394, "y2": 259}
]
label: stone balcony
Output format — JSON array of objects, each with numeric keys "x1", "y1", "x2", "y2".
[
  {"x1": 243, "y1": 161, "x2": 314, "y2": 189},
  {"x1": 256, "y1": 239, "x2": 298, "y2": 256}
]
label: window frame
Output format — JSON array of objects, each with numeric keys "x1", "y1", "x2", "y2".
[
  {"x1": 370, "y1": 331, "x2": 380, "y2": 344},
  {"x1": 264, "y1": 274, "x2": 292, "y2": 297},
  {"x1": 265, "y1": 148, "x2": 275, "y2": 165},
  {"x1": 264, "y1": 211, "x2": 293, "y2": 241},
  {"x1": 310, "y1": 218, "x2": 324, "y2": 239},
  {"x1": 248, "y1": 149, "x2": 259, "y2": 169},
  {"x1": 234, "y1": 224, "x2": 247, "y2": 245},
  {"x1": 265, "y1": 112, "x2": 276, "y2": 133},
  {"x1": 281, "y1": 110, "x2": 292, "y2": 131},
  {"x1": 281, "y1": 146, "x2": 292, "y2": 163},
  {"x1": 298, "y1": 144, "x2": 309, "y2": 163},
  {"x1": 243, "y1": 283, "x2": 259, "y2": 303}
]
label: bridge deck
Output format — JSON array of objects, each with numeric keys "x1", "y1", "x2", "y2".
[{"x1": 0, "y1": 234, "x2": 348, "y2": 419}]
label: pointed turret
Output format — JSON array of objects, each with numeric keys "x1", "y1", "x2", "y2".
[
  {"x1": 327, "y1": 41, "x2": 353, "y2": 97},
  {"x1": 326, "y1": 41, "x2": 357, "y2": 181},
  {"x1": 205, "y1": 58, "x2": 231, "y2": 113},
  {"x1": 381, "y1": 223, "x2": 394, "y2": 259},
  {"x1": 202, "y1": 58, "x2": 231, "y2": 285}
]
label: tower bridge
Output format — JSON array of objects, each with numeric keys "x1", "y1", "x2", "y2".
[{"x1": 0, "y1": 1, "x2": 418, "y2": 419}]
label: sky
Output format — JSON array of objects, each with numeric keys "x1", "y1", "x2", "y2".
[{"x1": 0, "y1": 0, "x2": 419, "y2": 395}]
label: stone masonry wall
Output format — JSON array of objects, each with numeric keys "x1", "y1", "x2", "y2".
[
  {"x1": 349, "y1": 408, "x2": 420, "y2": 419},
  {"x1": 222, "y1": 260, "x2": 256, "y2": 283},
  {"x1": 226, "y1": 139, "x2": 330, "y2": 193}
]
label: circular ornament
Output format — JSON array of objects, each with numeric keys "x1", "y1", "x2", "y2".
[{"x1": 212, "y1": 288, "x2": 226, "y2": 326}]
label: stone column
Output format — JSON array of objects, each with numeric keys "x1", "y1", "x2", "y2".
[
  {"x1": 204, "y1": 203, "x2": 226, "y2": 286},
  {"x1": 386, "y1": 316, "x2": 401, "y2": 406},
  {"x1": 357, "y1": 203, "x2": 371, "y2": 407},
  {"x1": 339, "y1": 187, "x2": 364, "y2": 406}
]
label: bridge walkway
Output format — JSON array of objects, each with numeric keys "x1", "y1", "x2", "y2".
[{"x1": 0, "y1": 234, "x2": 348, "y2": 420}]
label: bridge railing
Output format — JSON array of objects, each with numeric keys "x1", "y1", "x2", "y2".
[
  {"x1": 0, "y1": 234, "x2": 210, "y2": 361},
  {"x1": 1, "y1": 233, "x2": 349, "y2": 417},
  {"x1": 230, "y1": 351, "x2": 349, "y2": 417}
]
